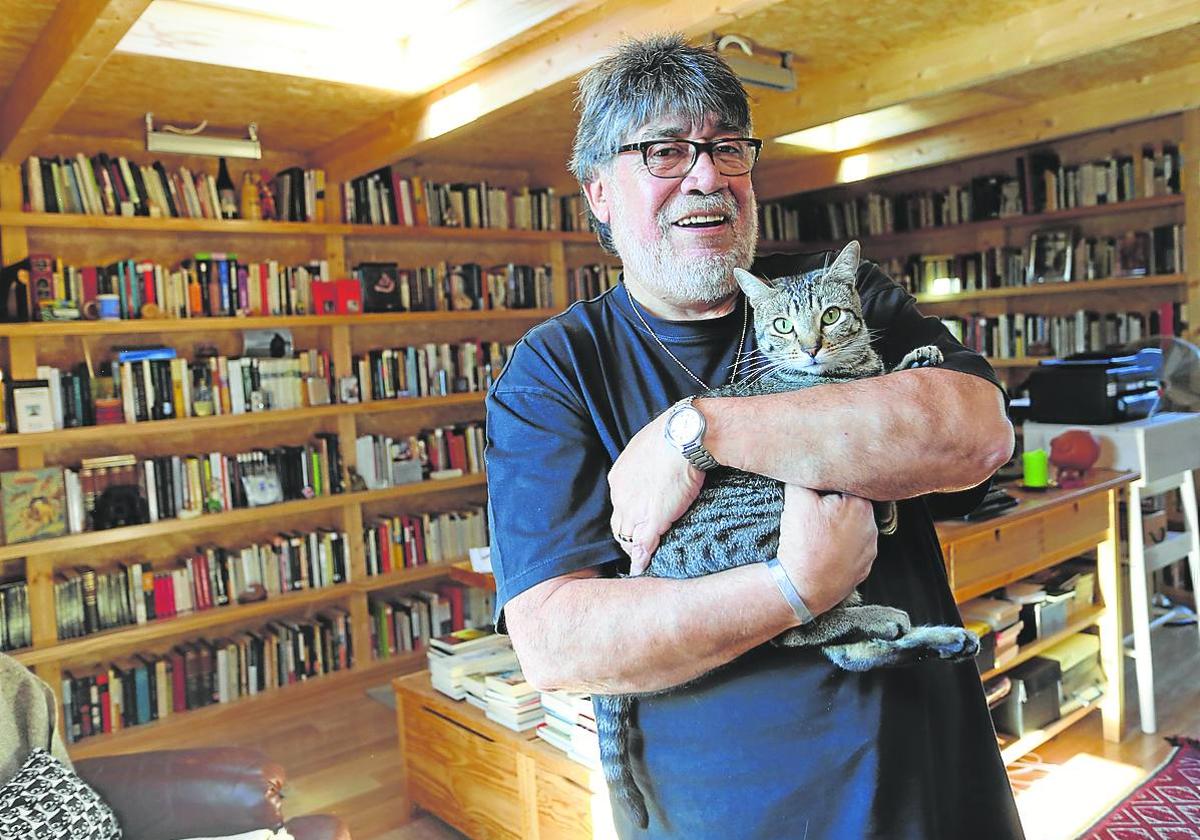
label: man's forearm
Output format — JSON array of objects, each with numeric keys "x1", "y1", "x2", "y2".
[
  {"x1": 702, "y1": 368, "x2": 1013, "y2": 499},
  {"x1": 507, "y1": 564, "x2": 797, "y2": 695}
]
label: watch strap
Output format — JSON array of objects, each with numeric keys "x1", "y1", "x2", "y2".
[{"x1": 665, "y1": 396, "x2": 719, "y2": 472}]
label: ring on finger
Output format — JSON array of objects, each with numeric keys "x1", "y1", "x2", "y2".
[{"x1": 615, "y1": 532, "x2": 634, "y2": 543}]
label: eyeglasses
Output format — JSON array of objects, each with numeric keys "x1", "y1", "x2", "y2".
[{"x1": 616, "y1": 137, "x2": 763, "y2": 179}]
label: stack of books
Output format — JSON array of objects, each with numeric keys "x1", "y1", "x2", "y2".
[
  {"x1": 484, "y1": 670, "x2": 543, "y2": 732},
  {"x1": 537, "y1": 690, "x2": 600, "y2": 768},
  {"x1": 426, "y1": 627, "x2": 517, "y2": 700}
]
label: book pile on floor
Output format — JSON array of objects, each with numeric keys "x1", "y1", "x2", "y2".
[
  {"x1": 537, "y1": 689, "x2": 600, "y2": 768},
  {"x1": 427, "y1": 627, "x2": 517, "y2": 700},
  {"x1": 483, "y1": 670, "x2": 543, "y2": 732}
]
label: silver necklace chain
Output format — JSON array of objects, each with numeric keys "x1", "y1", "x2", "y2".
[{"x1": 627, "y1": 290, "x2": 749, "y2": 390}]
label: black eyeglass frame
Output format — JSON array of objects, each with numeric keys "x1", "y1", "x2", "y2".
[{"x1": 615, "y1": 137, "x2": 763, "y2": 179}]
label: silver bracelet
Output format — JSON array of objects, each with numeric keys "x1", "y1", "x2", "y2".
[{"x1": 765, "y1": 556, "x2": 814, "y2": 625}]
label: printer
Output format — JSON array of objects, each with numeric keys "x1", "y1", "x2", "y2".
[{"x1": 1026, "y1": 350, "x2": 1162, "y2": 425}]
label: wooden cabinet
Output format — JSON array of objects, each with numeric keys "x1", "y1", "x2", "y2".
[{"x1": 394, "y1": 673, "x2": 610, "y2": 840}]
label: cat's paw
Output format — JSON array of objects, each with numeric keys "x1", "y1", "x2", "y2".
[
  {"x1": 895, "y1": 345, "x2": 943, "y2": 370},
  {"x1": 904, "y1": 625, "x2": 979, "y2": 660}
]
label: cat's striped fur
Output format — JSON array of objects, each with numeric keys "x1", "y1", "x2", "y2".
[{"x1": 596, "y1": 241, "x2": 979, "y2": 829}]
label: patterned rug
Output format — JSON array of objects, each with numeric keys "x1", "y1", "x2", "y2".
[{"x1": 1080, "y1": 736, "x2": 1200, "y2": 838}]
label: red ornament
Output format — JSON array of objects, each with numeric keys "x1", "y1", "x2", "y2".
[{"x1": 1049, "y1": 429, "x2": 1100, "y2": 489}]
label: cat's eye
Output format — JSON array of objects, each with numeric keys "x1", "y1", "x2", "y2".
[
  {"x1": 772, "y1": 317, "x2": 793, "y2": 333},
  {"x1": 821, "y1": 307, "x2": 842, "y2": 326}
]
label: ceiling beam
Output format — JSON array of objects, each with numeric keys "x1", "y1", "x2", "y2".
[
  {"x1": 756, "y1": 56, "x2": 1200, "y2": 199},
  {"x1": 755, "y1": 0, "x2": 1200, "y2": 141},
  {"x1": 0, "y1": 0, "x2": 153, "y2": 163},
  {"x1": 316, "y1": 0, "x2": 787, "y2": 183}
]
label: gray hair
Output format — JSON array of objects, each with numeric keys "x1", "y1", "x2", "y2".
[{"x1": 569, "y1": 33, "x2": 752, "y2": 253}]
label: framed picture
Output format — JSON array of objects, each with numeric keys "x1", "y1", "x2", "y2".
[
  {"x1": 10, "y1": 380, "x2": 54, "y2": 433},
  {"x1": 337, "y1": 375, "x2": 361, "y2": 404},
  {"x1": 1027, "y1": 228, "x2": 1075, "y2": 284}
]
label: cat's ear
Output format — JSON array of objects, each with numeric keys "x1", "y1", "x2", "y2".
[
  {"x1": 733, "y1": 268, "x2": 775, "y2": 309},
  {"x1": 827, "y1": 240, "x2": 862, "y2": 282}
]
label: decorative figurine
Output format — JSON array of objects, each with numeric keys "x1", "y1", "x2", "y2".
[{"x1": 1048, "y1": 429, "x2": 1101, "y2": 489}]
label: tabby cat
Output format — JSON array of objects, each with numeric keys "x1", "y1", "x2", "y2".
[{"x1": 596, "y1": 240, "x2": 980, "y2": 829}]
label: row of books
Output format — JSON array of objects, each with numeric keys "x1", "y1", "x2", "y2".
[
  {"x1": 20, "y1": 153, "x2": 325, "y2": 222},
  {"x1": 363, "y1": 505, "x2": 488, "y2": 576},
  {"x1": 942, "y1": 305, "x2": 1178, "y2": 360},
  {"x1": 887, "y1": 224, "x2": 1185, "y2": 295},
  {"x1": 55, "y1": 530, "x2": 350, "y2": 641},
  {"x1": 354, "y1": 422, "x2": 485, "y2": 489},
  {"x1": 353, "y1": 341, "x2": 512, "y2": 401},
  {"x1": 343, "y1": 170, "x2": 569, "y2": 231},
  {"x1": 368, "y1": 584, "x2": 493, "y2": 661},
  {"x1": 351, "y1": 260, "x2": 553, "y2": 313},
  {"x1": 60, "y1": 610, "x2": 352, "y2": 743},
  {"x1": 0, "y1": 580, "x2": 29, "y2": 652},
  {"x1": 0, "y1": 435, "x2": 344, "y2": 545},
  {"x1": 7, "y1": 252, "x2": 333, "y2": 322},
  {"x1": 760, "y1": 142, "x2": 1183, "y2": 242},
  {"x1": 427, "y1": 627, "x2": 518, "y2": 700},
  {"x1": 567, "y1": 263, "x2": 621, "y2": 303}
]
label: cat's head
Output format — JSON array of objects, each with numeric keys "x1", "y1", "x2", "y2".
[{"x1": 733, "y1": 241, "x2": 872, "y2": 377}]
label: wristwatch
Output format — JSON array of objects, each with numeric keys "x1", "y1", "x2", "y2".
[{"x1": 663, "y1": 396, "x2": 719, "y2": 471}]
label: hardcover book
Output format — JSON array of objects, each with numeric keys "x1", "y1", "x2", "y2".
[{"x1": 1, "y1": 466, "x2": 68, "y2": 544}]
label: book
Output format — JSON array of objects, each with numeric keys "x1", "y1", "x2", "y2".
[
  {"x1": 1, "y1": 467, "x2": 68, "y2": 544},
  {"x1": 427, "y1": 626, "x2": 503, "y2": 655}
]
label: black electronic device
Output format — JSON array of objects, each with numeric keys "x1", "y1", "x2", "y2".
[{"x1": 1027, "y1": 350, "x2": 1161, "y2": 424}]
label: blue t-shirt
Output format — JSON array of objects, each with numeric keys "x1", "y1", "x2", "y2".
[{"x1": 485, "y1": 252, "x2": 1025, "y2": 839}]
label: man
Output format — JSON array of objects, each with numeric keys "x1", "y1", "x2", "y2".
[{"x1": 485, "y1": 34, "x2": 1023, "y2": 839}]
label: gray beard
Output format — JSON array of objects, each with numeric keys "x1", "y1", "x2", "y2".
[{"x1": 612, "y1": 199, "x2": 759, "y2": 307}]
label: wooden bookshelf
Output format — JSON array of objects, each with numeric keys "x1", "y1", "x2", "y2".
[
  {"x1": 913, "y1": 273, "x2": 1186, "y2": 308},
  {"x1": 999, "y1": 695, "x2": 1106, "y2": 765},
  {"x1": 66, "y1": 651, "x2": 427, "y2": 761},
  {"x1": 0, "y1": 392, "x2": 485, "y2": 450},
  {"x1": 0, "y1": 475, "x2": 485, "y2": 563},
  {"x1": 760, "y1": 194, "x2": 1186, "y2": 255},
  {"x1": 0, "y1": 152, "x2": 562, "y2": 755},
  {"x1": 0, "y1": 209, "x2": 599, "y2": 244},
  {"x1": 979, "y1": 606, "x2": 1105, "y2": 682}
]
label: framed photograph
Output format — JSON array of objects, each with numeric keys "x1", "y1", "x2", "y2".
[
  {"x1": 1116, "y1": 231, "x2": 1151, "y2": 277},
  {"x1": 10, "y1": 380, "x2": 54, "y2": 433},
  {"x1": 337, "y1": 375, "x2": 361, "y2": 404},
  {"x1": 1027, "y1": 228, "x2": 1075, "y2": 284}
]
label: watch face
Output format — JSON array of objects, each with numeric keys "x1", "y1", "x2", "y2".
[{"x1": 667, "y1": 407, "x2": 703, "y2": 444}]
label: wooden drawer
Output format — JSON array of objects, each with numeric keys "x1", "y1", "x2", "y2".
[
  {"x1": 948, "y1": 516, "x2": 1043, "y2": 594},
  {"x1": 404, "y1": 702, "x2": 524, "y2": 840},
  {"x1": 1041, "y1": 493, "x2": 1109, "y2": 557},
  {"x1": 534, "y1": 763, "x2": 596, "y2": 840}
]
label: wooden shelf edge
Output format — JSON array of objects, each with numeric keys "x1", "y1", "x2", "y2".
[
  {"x1": 979, "y1": 606, "x2": 1105, "y2": 681},
  {"x1": 759, "y1": 194, "x2": 1185, "y2": 253},
  {"x1": 0, "y1": 308, "x2": 559, "y2": 337},
  {"x1": 14, "y1": 584, "x2": 356, "y2": 668},
  {"x1": 65, "y1": 652, "x2": 425, "y2": 760},
  {"x1": 999, "y1": 694, "x2": 1105, "y2": 765},
  {"x1": 0, "y1": 475, "x2": 487, "y2": 563},
  {"x1": 0, "y1": 392, "x2": 485, "y2": 450},
  {"x1": 357, "y1": 563, "x2": 458, "y2": 593},
  {"x1": 914, "y1": 274, "x2": 1186, "y2": 307},
  {"x1": 0, "y1": 210, "x2": 597, "y2": 244},
  {"x1": 447, "y1": 563, "x2": 497, "y2": 592}
]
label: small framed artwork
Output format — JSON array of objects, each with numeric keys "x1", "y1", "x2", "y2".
[
  {"x1": 1027, "y1": 228, "x2": 1075, "y2": 284},
  {"x1": 10, "y1": 380, "x2": 55, "y2": 433},
  {"x1": 337, "y1": 375, "x2": 361, "y2": 404}
]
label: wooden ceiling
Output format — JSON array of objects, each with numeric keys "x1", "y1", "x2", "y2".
[{"x1": 2, "y1": 0, "x2": 1200, "y2": 193}]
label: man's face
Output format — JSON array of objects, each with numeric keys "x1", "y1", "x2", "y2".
[{"x1": 585, "y1": 112, "x2": 758, "y2": 308}]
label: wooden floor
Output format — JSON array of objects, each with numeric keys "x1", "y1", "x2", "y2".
[{"x1": 156, "y1": 622, "x2": 1199, "y2": 840}]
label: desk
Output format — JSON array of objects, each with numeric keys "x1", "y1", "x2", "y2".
[
  {"x1": 404, "y1": 470, "x2": 1136, "y2": 838},
  {"x1": 393, "y1": 672, "x2": 613, "y2": 840},
  {"x1": 936, "y1": 468, "x2": 1137, "y2": 746}
]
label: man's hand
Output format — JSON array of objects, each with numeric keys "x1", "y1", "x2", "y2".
[
  {"x1": 608, "y1": 410, "x2": 705, "y2": 574},
  {"x1": 777, "y1": 485, "x2": 878, "y2": 616}
]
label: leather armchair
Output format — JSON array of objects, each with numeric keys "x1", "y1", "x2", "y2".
[{"x1": 73, "y1": 747, "x2": 350, "y2": 840}]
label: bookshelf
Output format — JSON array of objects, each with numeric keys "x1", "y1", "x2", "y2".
[
  {"x1": 0, "y1": 148, "x2": 609, "y2": 755},
  {"x1": 757, "y1": 113, "x2": 1199, "y2": 391}
]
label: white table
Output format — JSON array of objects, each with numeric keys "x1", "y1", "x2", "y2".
[{"x1": 1025, "y1": 413, "x2": 1200, "y2": 734}]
